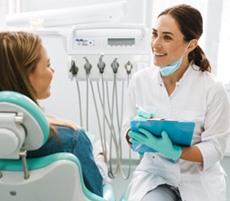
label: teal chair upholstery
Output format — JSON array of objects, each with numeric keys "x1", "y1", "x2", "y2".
[{"x1": 0, "y1": 91, "x2": 116, "y2": 201}]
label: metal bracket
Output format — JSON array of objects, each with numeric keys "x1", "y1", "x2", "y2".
[{"x1": 19, "y1": 149, "x2": 30, "y2": 179}]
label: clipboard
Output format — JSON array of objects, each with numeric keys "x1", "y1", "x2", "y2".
[{"x1": 130, "y1": 119, "x2": 195, "y2": 152}]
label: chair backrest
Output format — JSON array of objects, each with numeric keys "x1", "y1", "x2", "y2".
[
  {"x1": 0, "y1": 91, "x2": 50, "y2": 159},
  {"x1": 0, "y1": 91, "x2": 115, "y2": 201}
]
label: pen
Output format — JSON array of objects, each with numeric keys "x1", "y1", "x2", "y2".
[
  {"x1": 135, "y1": 104, "x2": 145, "y2": 112},
  {"x1": 135, "y1": 104, "x2": 155, "y2": 119}
]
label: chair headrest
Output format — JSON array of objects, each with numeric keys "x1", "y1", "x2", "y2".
[
  {"x1": 0, "y1": 128, "x2": 20, "y2": 155},
  {"x1": 0, "y1": 91, "x2": 50, "y2": 159}
]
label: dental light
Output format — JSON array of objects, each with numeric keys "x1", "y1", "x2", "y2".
[{"x1": 5, "y1": 1, "x2": 128, "y2": 27}]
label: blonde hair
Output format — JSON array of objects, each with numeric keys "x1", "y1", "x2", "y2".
[{"x1": 0, "y1": 31, "x2": 78, "y2": 136}]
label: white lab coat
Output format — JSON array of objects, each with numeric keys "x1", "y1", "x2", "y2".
[{"x1": 122, "y1": 64, "x2": 230, "y2": 201}]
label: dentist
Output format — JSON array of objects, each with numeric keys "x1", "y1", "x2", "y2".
[{"x1": 122, "y1": 4, "x2": 230, "y2": 201}]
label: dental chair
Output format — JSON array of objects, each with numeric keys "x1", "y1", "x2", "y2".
[{"x1": 0, "y1": 91, "x2": 116, "y2": 201}]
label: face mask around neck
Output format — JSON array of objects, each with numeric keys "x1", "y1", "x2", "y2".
[
  {"x1": 159, "y1": 58, "x2": 182, "y2": 76},
  {"x1": 159, "y1": 42, "x2": 191, "y2": 77}
]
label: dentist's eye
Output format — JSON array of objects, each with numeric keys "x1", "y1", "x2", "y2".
[{"x1": 164, "y1": 35, "x2": 172, "y2": 40}]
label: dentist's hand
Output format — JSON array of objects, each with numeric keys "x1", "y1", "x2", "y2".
[
  {"x1": 126, "y1": 110, "x2": 155, "y2": 155},
  {"x1": 134, "y1": 110, "x2": 155, "y2": 120},
  {"x1": 128, "y1": 129, "x2": 182, "y2": 161}
]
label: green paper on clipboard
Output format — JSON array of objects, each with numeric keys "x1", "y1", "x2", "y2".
[{"x1": 130, "y1": 119, "x2": 195, "y2": 153}]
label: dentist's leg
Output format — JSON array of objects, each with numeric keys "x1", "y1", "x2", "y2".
[{"x1": 141, "y1": 184, "x2": 181, "y2": 201}]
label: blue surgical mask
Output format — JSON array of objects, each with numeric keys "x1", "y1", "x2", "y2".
[
  {"x1": 160, "y1": 58, "x2": 182, "y2": 76},
  {"x1": 159, "y1": 42, "x2": 191, "y2": 77}
]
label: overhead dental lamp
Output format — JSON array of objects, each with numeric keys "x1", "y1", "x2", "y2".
[{"x1": 5, "y1": 1, "x2": 128, "y2": 28}]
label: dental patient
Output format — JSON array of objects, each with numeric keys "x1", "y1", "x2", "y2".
[{"x1": 0, "y1": 31, "x2": 108, "y2": 197}]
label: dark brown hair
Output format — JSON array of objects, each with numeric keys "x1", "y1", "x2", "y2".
[{"x1": 158, "y1": 4, "x2": 211, "y2": 72}]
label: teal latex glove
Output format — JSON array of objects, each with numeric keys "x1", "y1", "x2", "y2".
[
  {"x1": 134, "y1": 110, "x2": 155, "y2": 120},
  {"x1": 129, "y1": 128, "x2": 182, "y2": 161},
  {"x1": 132, "y1": 110, "x2": 155, "y2": 156}
]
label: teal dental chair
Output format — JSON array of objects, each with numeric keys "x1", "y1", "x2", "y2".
[{"x1": 0, "y1": 91, "x2": 116, "y2": 201}]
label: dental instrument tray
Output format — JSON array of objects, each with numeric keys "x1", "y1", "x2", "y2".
[{"x1": 130, "y1": 119, "x2": 195, "y2": 153}]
